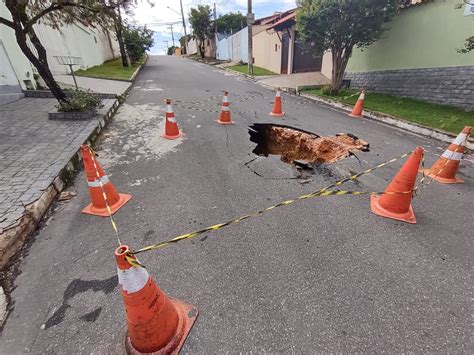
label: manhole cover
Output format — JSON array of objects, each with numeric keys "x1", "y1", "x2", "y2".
[{"x1": 249, "y1": 123, "x2": 369, "y2": 165}]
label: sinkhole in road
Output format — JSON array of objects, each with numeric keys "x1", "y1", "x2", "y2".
[{"x1": 249, "y1": 123, "x2": 369, "y2": 166}]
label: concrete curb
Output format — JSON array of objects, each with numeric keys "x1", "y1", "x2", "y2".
[
  {"x1": 298, "y1": 93, "x2": 474, "y2": 150},
  {"x1": 129, "y1": 55, "x2": 149, "y2": 82}
]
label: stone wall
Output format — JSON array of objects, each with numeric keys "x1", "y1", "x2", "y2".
[{"x1": 344, "y1": 66, "x2": 473, "y2": 111}]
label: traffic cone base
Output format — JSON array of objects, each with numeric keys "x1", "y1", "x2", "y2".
[
  {"x1": 423, "y1": 169, "x2": 463, "y2": 184},
  {"x1": 82, "y1": 193, "x2": 132, "y2": 216},
  {"x1": 216, "y1": 119, "x2": 234, "y2": 125},
  {"x1": 269, "y1": 111, "x2": 285, "y2": 117},
  {"x1": 369, "y1": 146, "x2": 423, "y2": 224},
  {"x1": 348, "y1": 91, "x2": 365, "y2": 118},
  {"x1": 161, "y1": 131, "x2": 183, "y2": 140},
  {"x1": 422, "y1": 126, "x2": 471, "y2": 184},
  {"x1": 125, "y1": 299, "x2": 198, "y2": 355},
  {"x1": 370, "y1": 194, "x2": 416, "y2": 224}
]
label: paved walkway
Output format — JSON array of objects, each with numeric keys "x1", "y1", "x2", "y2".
[
  {"x1": 0, "y1": 97, "x2": 115, "y2": 232},
  {"x1": 55, "y1": 75, "x2": 131, "y2": 95},
  {"x1": 258, "y1": 71, "x2": 331, "y2": 90}
]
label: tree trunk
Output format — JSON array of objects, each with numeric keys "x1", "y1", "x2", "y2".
[
  {"x1": 115, "y1": 6, "x2": 129, "y2": 67},
  {"x1": 330, "y1": 46, "x2": 352, "y2": 95},
  {"x1": 199, "y1": 40, "x2": 205, "y2": 58},
  {"x1": 6, "y1": 2, "x2": 68, "y2": 104}
]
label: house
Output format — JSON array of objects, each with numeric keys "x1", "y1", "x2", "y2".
[
  {"x1": 0, "y1": 1, "x2": 119, "y2": 103},
  {"x1": 252, "y1": 9, "x2": 332, "y2": 76},
  {"x1": 345, "y1": 0, "x2": 474, "y2": 110}
]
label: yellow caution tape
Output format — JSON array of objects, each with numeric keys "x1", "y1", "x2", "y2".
[{"x1": 131, "y1": 151, "x2": 413, "y2": 256}]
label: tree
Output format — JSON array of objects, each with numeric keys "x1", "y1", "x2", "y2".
[
  {"x1": 0, "y1": 1, "x2": 118, "y2": 104},
  {"x1": 458, "y1": 36, "x2": 474, "y2": 54},
  {"x1": 297, "y1": 0, "x2": 399, "y2": 94},
  {"x1": 167, "y1": 46, "x2": 178, "y2": 55},
  {"x1": 123, "y1": 24, "x2": 154, "y2": 64},
  {"x1": 216, "y1": 12, "x2": 246, "y2": 34},
  {"x1": 189, "y1": 5, "x2": 213, "y2": 58}
]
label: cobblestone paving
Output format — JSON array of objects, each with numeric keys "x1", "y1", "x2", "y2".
[{"x1": 0, "y1": 97, "x2": 114, "y2": 231}]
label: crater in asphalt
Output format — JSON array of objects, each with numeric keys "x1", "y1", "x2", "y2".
[{"x1": 248, "y1": 123, "x2": 369, "y2": 169}]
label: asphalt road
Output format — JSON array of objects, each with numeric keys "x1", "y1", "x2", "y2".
[{"x1": 1, "y1": 56, "x2": 473, "y2": 353}]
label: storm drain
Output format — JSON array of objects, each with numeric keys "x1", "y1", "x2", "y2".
[{"x1": 249, "y1": 123, "x2": 369, "y2": 164}]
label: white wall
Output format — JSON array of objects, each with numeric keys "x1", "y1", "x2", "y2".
[
  {"x1": 0, "y1": 1, "x2": 38, "y2": 89},
  {"x1": 0, "y1": 1, "x2": 119, "y2": 90},
  {"x1": 216, "y1": 27, "x2": 249, "y2": 63},
  {"x1": 34, "y1": 23, "x2": 118, "y2": 75}
]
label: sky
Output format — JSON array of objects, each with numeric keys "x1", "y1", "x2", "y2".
[{"x1": 128, "y1": 0, "x2": 297, "y2": 55}]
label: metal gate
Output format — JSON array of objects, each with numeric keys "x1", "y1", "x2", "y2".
[
  {"x1": 292, "y1": 32, "x2": 322, "y2": 73},
  {"x1": 281, "y1": 32, "x2": 290, "y2": 74}
]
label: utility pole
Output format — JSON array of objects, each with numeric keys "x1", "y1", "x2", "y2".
[
  {"x1": 247, "y1": 0, "x2": 254, "y2": 75},
  {"x1": 163, "y1": 40, "x2": 169, "y2": 55},
  {"x1": 179, "y1": 0, "x2": 188, "y2": 54},
  {"x1": 214, "y1": 2, "x2": 218, "y2": 35},
  {"x1": 168, "y1": 24, "x2": 175, "y2": 47}
]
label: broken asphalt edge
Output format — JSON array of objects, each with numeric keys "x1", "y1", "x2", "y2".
[{"x1": 0, "y1": 98, "x2": 122, "y2": 327}]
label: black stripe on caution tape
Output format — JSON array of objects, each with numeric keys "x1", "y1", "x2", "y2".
[{"x1": 131, "y1": 151, "x2": 412, "y2": 257}]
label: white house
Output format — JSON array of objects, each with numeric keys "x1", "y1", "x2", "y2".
[{"x1": 0, "y1": 2, "x2": 120, "y2": 104}]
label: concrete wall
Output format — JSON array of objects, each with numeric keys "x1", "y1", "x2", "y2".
[
  {"x1": 0, "y1": 2, "x2": 38, "y2": 90},
  {"x1": 187, "y1": 38, "x2": 198, "y2": 55},
  {"x1": 345, "y1": 0, "x2": 473, "y2": 110},
  {"x1": 216, "y1": 27, "x2": 249, "y2": 63},
  {"x1": 33, "y1": 23, "x2": 119, "y2": 75},
  {"x1": 347, "y1": 1, "x2": 473, "y2": 72},
  {"x1": 321, "y1": 52, "x2": 332, "y2": 79},
  {"x1": 253, "y1": 29, "x2": 282, "y2": 74},
  {"x1": 345, "y1": 66, "x2": 473, "y2": 110},
  {"x1": 0, "y1": 2, "x2": 119, "y2": 90}
]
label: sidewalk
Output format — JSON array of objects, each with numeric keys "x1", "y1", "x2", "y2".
[
  {"x1": 0, "y1": 96, "x2": 119, "y2": 268},
  {"x1": 258, "y1": 72, "x2": 330, "y2": 91},
  {"x1": 55, "y1": 74, "x2": 131, "y2": 95}
]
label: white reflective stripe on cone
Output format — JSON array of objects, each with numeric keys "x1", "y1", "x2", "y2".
[
  {"x1": 223, "y1": 95, "x2": 228, "y2": 103},
  {"x1": 221, "y1": 106, "x2": 230, "y2": 111},
  {"x1": 87, "y1": 175, "x2": 110, "y2": 187},
  {"x1": 167, "y1": 104, "x2": 173, "y2": 113},
  {"x1": 117, "y1": 266, "x2": 149, "y2": 293},
  {"x1": 452, "y1": 133, "x2": 468, "y2": 146},
  {"x1": 359, "y1": 93, "x2": 365, "y2": 100},
  {"x1": 276, "y1": 91, "x2": 281, "y2": 97},
  {"x1": 168, "y1": 114, "x2": 176, "y2": 123},
  {"x1": 441, "y1": 150, "x2": 464, "y2": 161}
]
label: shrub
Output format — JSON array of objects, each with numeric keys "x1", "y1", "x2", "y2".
[{"x1": 57, "y1": 89, "x2": 103, "y2": 112}]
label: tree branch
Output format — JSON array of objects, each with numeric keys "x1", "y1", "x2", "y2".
[
  {"x1": 0, "y1": 16, "x2": 15, "y2": 29},
  {"x1": 25, "y1": 4, "x2": 64, "y2": 32}
]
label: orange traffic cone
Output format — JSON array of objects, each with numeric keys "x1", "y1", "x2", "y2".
[
  {"x1": 115, "y1": 245, "x2": 198, "y2": 354},
  {"x1": 370, "y1": 147, "x2": 424, "y2": 224},
  {"x1": 81, "y1": 145, "x2": 132, "y2": 217},
  {"x1": 423, "y1": 126, "x2": 471, "y2": 184},
  {"x1": 217, "y1": 91, "x2": 234, "y2": 125},
  {"x1": 348, "y1": 90, "x2": 365, "y2": 118},
  {"x1": 161, "y1": 99, "x2": 182, "y2": 139},
  {"x1": 269, "y1": 88, "x2": 285, "y2": 117}
]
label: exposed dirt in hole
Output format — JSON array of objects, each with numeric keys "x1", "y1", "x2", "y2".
[{"x1": 249, "y1": 123, "x2": 369, "y2": 164}]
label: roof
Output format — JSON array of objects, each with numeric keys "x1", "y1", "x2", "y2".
[{"x1": 266, "y1": 11, "x2": 296, "y2": 31}]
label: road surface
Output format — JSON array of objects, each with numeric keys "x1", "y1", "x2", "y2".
[{"x1": 1, "y1": 56, "x2": 472, "y2": 353}]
